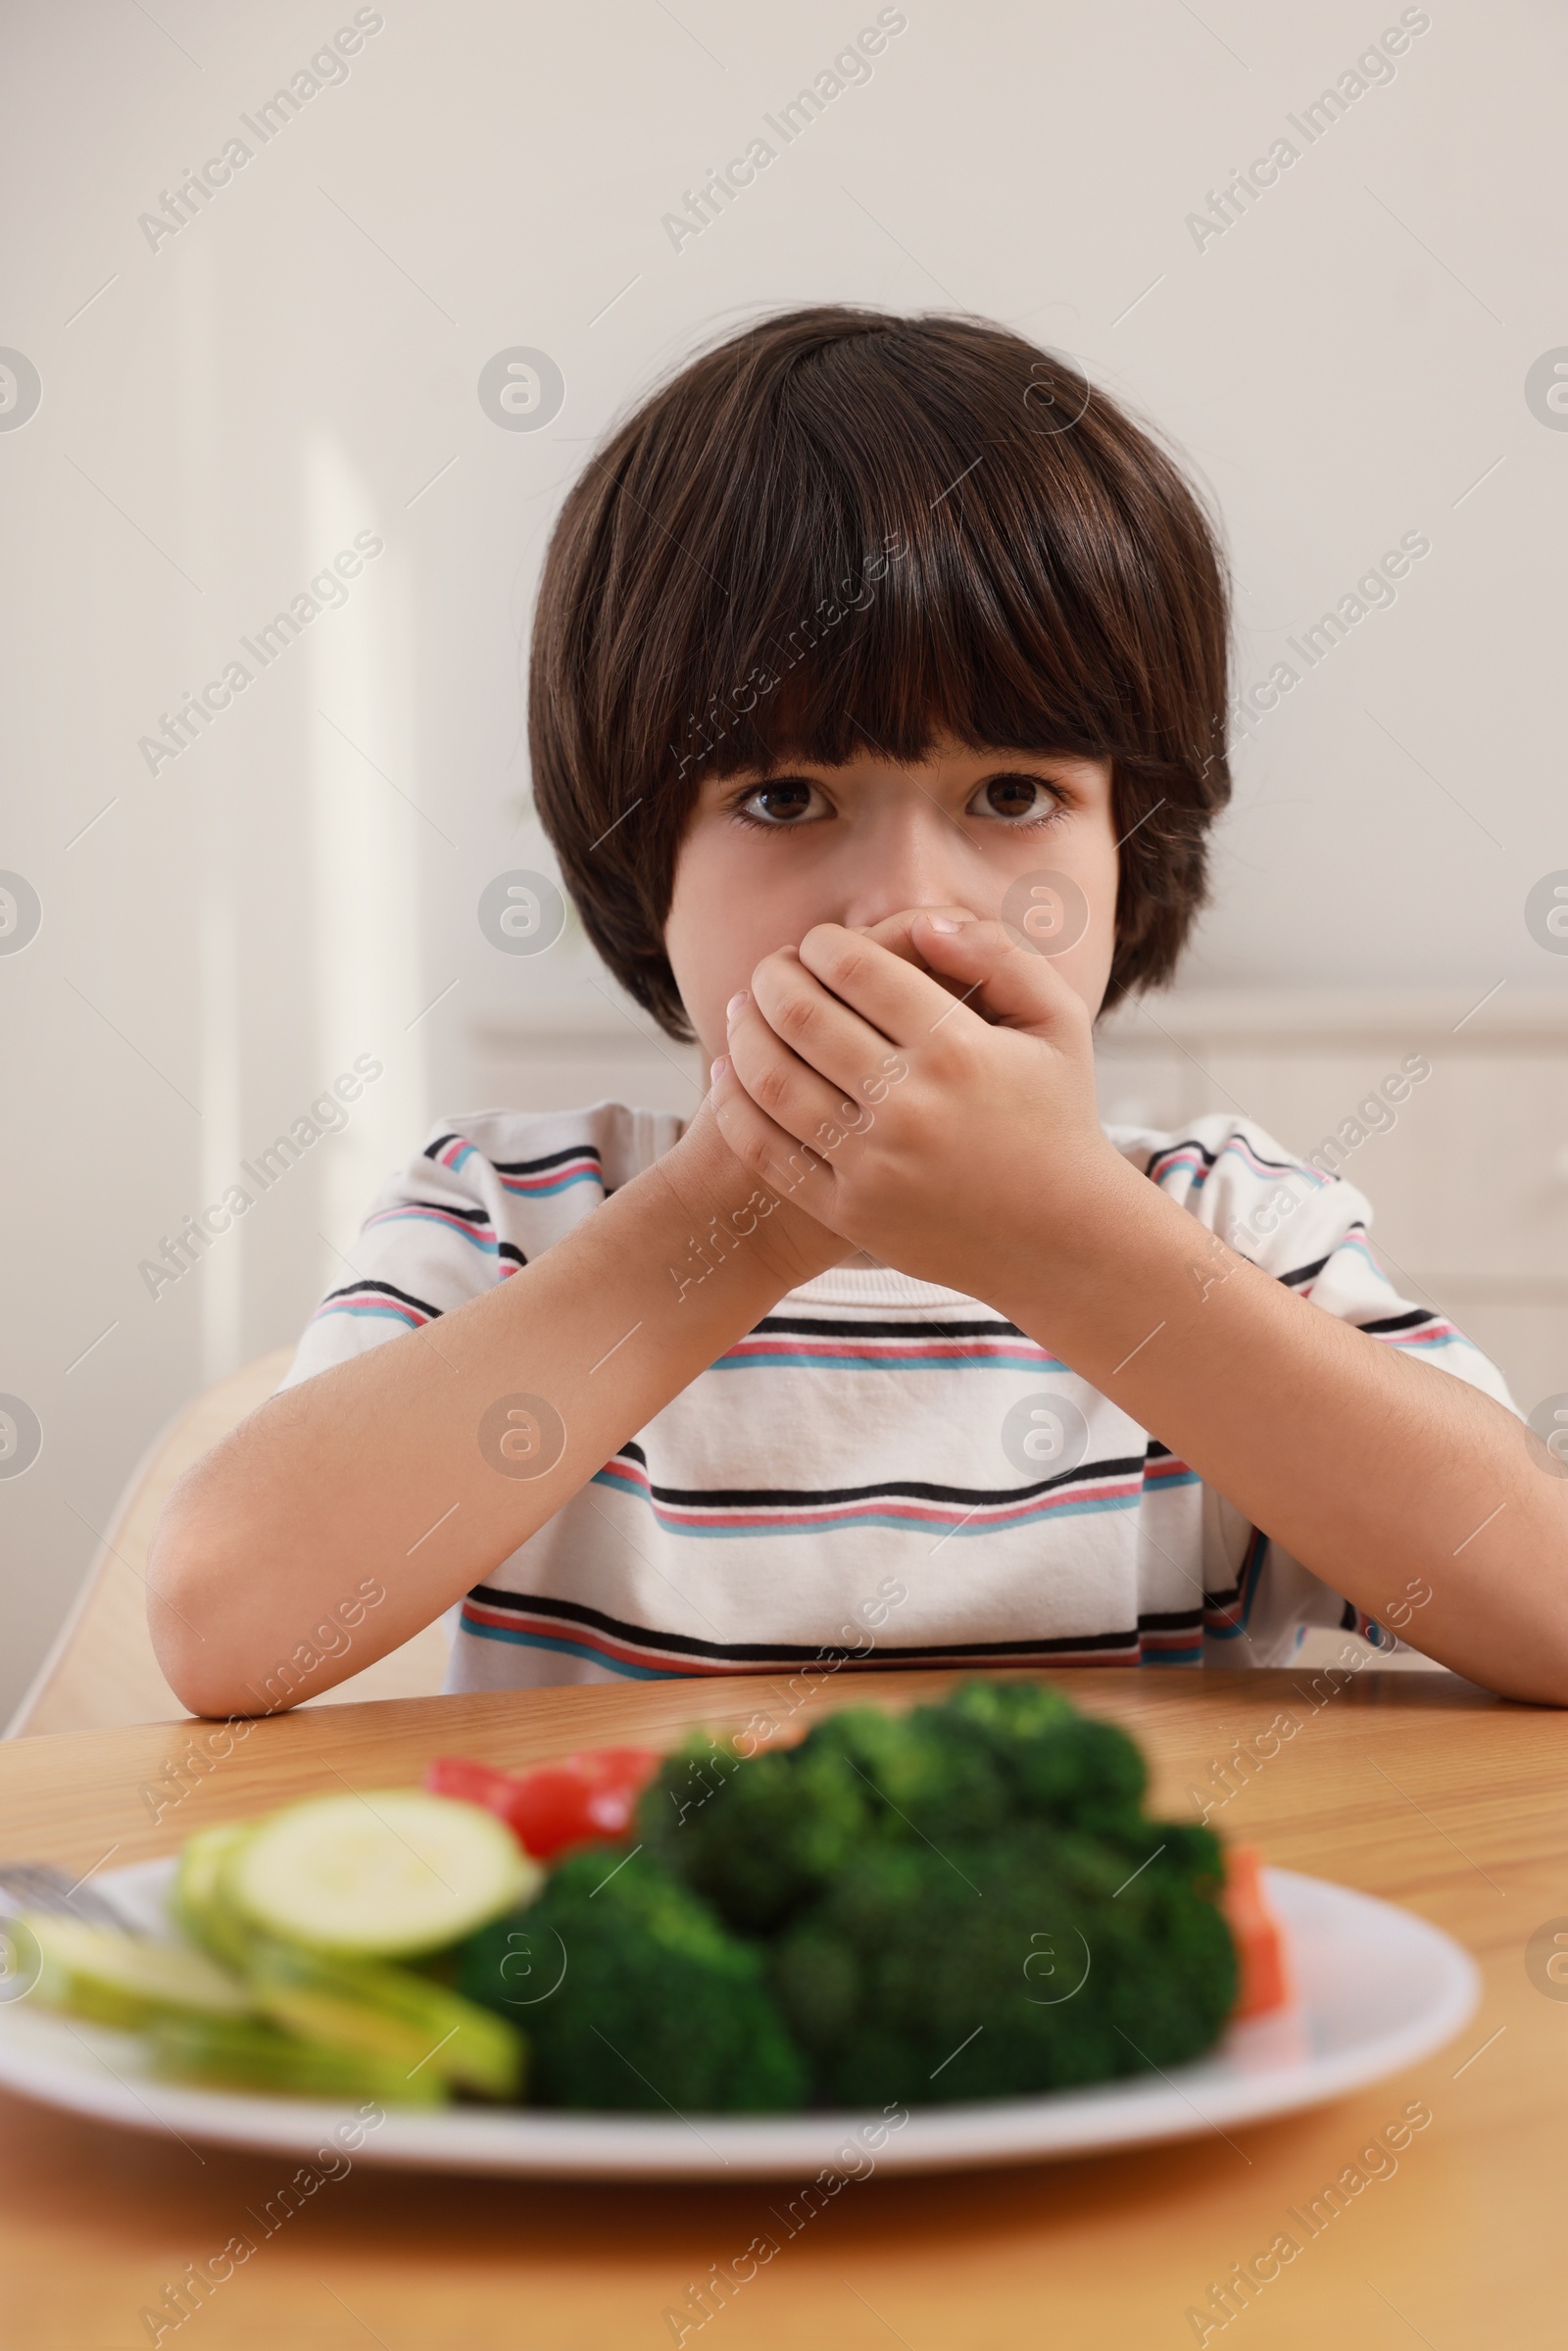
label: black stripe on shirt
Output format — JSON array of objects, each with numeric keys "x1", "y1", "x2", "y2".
[
  {"x1": 489, "y1": 1143, "x2": 605, "y2": 1176},
  {"x1": 465, "y1": 1583, "x2": 1194, "y2": 1665},
  {"x1": 421, "y1": 1136, "x2": 606, "y2": 1177},
  {"x1": 1145, "y1": 1133, "x2": 1304, "y2": 1181},
  {"x1": 751, "y1": 1313, "x2": 1028, "y2": 1340},
  {"x1": 1277, "y1": 1252, "x2": 1331, "y2": 1291},
  {"x1": 321, "y1": 1277, "x2": 444, "y2": 1319},
  {"x1": 600, "y1": 1450, "x2": 1151, "y2": 1513},
  {"x1": 1276, "y1": 1223, "x2": 1370, "y2": 1293}
]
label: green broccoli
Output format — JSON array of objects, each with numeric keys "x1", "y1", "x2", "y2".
[
  {"x1": 935, "y1": 1677, "x2": 1152, "y2": 1839},
  {"x1": 637, "y1": 1729, "x2": 880, "y2": 1933},
  {"x1": 456, "y1": 1845, "x2": 808, "y2": 2113},
  {"x1": 633, "y1": 1680, "x2": 1235, "y2": 2106},
  {"x1": 639, "y1": 1679, "x2": 1162, "y2": 1936},
  {"x1": 769, "y1": 1818, "x2": 1236, "y2": 2106}
]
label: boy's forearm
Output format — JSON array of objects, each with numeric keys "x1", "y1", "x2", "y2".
[
  {"x1": 997, "y1": 1156, "x2": 1568, "y2": 1705},
  {"x1": 148, "y1": 1130, "x2": 812, "y2": 1717}
]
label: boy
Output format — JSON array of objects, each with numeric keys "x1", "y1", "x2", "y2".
[{"x1": 149, "y1": 307, "x2": 1568, "y2": 1713}]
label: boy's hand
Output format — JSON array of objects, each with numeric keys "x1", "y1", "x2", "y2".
[
  {"x1": 711, "y1": 910, "x2": 1137, "y2": 1302},
  {"x1": 850, "y1": 906, "x2": 982, "y2": 993}
]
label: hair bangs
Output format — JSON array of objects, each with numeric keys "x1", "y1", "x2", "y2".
[{"x1": 659, "y1": 338, "x2": 1132, "y2": 788}]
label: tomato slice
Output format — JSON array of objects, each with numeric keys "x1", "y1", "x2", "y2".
[
  {"x1": 423, "y1": 1748, "x2": 660, "y2": 1860},
  {"x1": 422, "y1": 1757, "x2": 519, "y2": 1813},
  {"x1": 1222, "y1": 1845, "x2": 1293, "y2": 2018}
]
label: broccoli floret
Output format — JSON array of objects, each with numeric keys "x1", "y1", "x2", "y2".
[
  {"x1": 931, "y1": 1675, "x2": 1076, "y2": 1747},
  {"x1": 769, "y1": 1819, "x2": 1235, "y2": 2107},
  {"x1": 933, "y1": 1679, "x2": 1151, "y2": 1839},
  {"x1": 640, "y1": 1680, "x2": 1159, "y2": 1935},
  {"x1": 638, "y1": 1734, "x2": 877, "y2": 1933},
  {"x1": 456, "y1": 1847, "x2": 807, "y2": 2113}
]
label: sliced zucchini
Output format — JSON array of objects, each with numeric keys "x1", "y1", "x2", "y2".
[
  {"x1": 171, "y1": 1822, "x2": 257, "y2": 1971},
  {"x1": 21, "y1": 1911, "x2": 251, "y2": 2031},
  {"x1": 249, "y1": 1942, "x2": 525, "y2": 2100},
  {"x1": 149, "y1": 2012, "x2": 448, "y2": 2104},
  {"x1": 227, "y1": 1788, "x2": 538, "y2": 1958}
]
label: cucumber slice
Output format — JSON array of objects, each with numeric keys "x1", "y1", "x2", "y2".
[
  {"x1": 249, "y1": 1943, "x2": 525, "y2": 2100},
  {"x1": 172, "y1": 1823, "x2": 257, "y2": 1972},
  {"x1": 21, "y1": 1911, "x2": 251, "y2": 2031},
  {"x1": 228, "y1": 1789, "x2": 538, "y2": 1958},
  {"x1": 149, "y1": 2013, "x2": 449, "y2": 2105}
]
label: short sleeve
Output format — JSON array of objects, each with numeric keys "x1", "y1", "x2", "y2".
[
  {"x1": 1123, "y1": 1115, "x2": 1517, "y2": 1663},
  {"x1": 274, "y1": 1124, "x2": 514, "y2": 1393},
  {"x1": 272, "y1": 1101, "x2": 677, "y2": 1396}
]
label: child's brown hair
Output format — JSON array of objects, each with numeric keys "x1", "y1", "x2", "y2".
[{"x1": 529, "y1": 305, "x2": 1232, "y2": 1040}]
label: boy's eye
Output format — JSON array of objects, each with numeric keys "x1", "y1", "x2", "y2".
[
  {"x1": 735, "y1": 779, "x2": 825, "y2": 827},
  {"x1": 972, "y1": 773, "x2": 1062, "y2": 823}
]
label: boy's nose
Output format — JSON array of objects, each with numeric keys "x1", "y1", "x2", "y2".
[{"x1": 834, "y1": 820, "x2": 977, "y2": 932}]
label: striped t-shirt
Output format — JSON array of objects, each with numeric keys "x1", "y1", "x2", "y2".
[{"x1": 278, "y1": 1104, "x2": 1512, "y2": 1690}]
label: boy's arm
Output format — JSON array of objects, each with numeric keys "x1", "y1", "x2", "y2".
[
  {"x1": 713, "y1": 914, "x2": 1568, "y2": 1707},
  {"x1": 147, "y1": 1105, "x2": 840, "y2": 1717}
]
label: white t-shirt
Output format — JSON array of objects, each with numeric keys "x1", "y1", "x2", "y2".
[{"x1": 279, "y1": 1105, "x2": 1513, "y2": 1691}]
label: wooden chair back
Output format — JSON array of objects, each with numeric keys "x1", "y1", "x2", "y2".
[{"x1": 6, "y1": 1349, "x2": 449, "y2": 1738}]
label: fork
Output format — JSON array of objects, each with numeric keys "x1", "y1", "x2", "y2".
[{"x1": 0, "y1": 1863, "x2": 145, "y2": 1936}]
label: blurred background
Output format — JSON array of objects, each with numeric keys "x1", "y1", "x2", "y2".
[{"x1": 1, "y1": 0, "x2": 1564, "y2": 1727}]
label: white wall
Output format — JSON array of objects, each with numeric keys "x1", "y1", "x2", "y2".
[{"x1": 1, "y1": 0, "x2": 1564, "y2": 1721}]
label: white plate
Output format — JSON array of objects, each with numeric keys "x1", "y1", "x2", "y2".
[{"x1": 0, "y1": 1861, "x2": 1477, "y2": 2179}]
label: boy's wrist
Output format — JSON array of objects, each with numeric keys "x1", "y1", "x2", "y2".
[
  {"x1": 654, "y1": 1108, "x2": 845, "y2": 1305},
  {"x1": 984, "y1": 1145, "x2": 1262, "y2": 1395},
  {"x1": 978, "y1": 1142, "x2": 1175, "y2": 1336}
]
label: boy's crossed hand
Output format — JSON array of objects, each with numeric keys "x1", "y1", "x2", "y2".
[{"x1": 710, "y1": 906, "x2": 1135, "y2": 1303}]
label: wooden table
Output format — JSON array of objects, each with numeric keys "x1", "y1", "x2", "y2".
[{"x1": 1, "y1": 1667, "x2": 1563, "y2": 2349}]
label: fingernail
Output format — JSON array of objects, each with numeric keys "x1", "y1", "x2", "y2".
[
  {"x1": 925, "y1": 915, "x2": 961, "y2": 933},
  {"x1": 710, "y1": 1056, "x2": 728, "y2": 1082},
  {"x1": 726, "y1": 991, "x2": 750, "y2": 1020}
]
